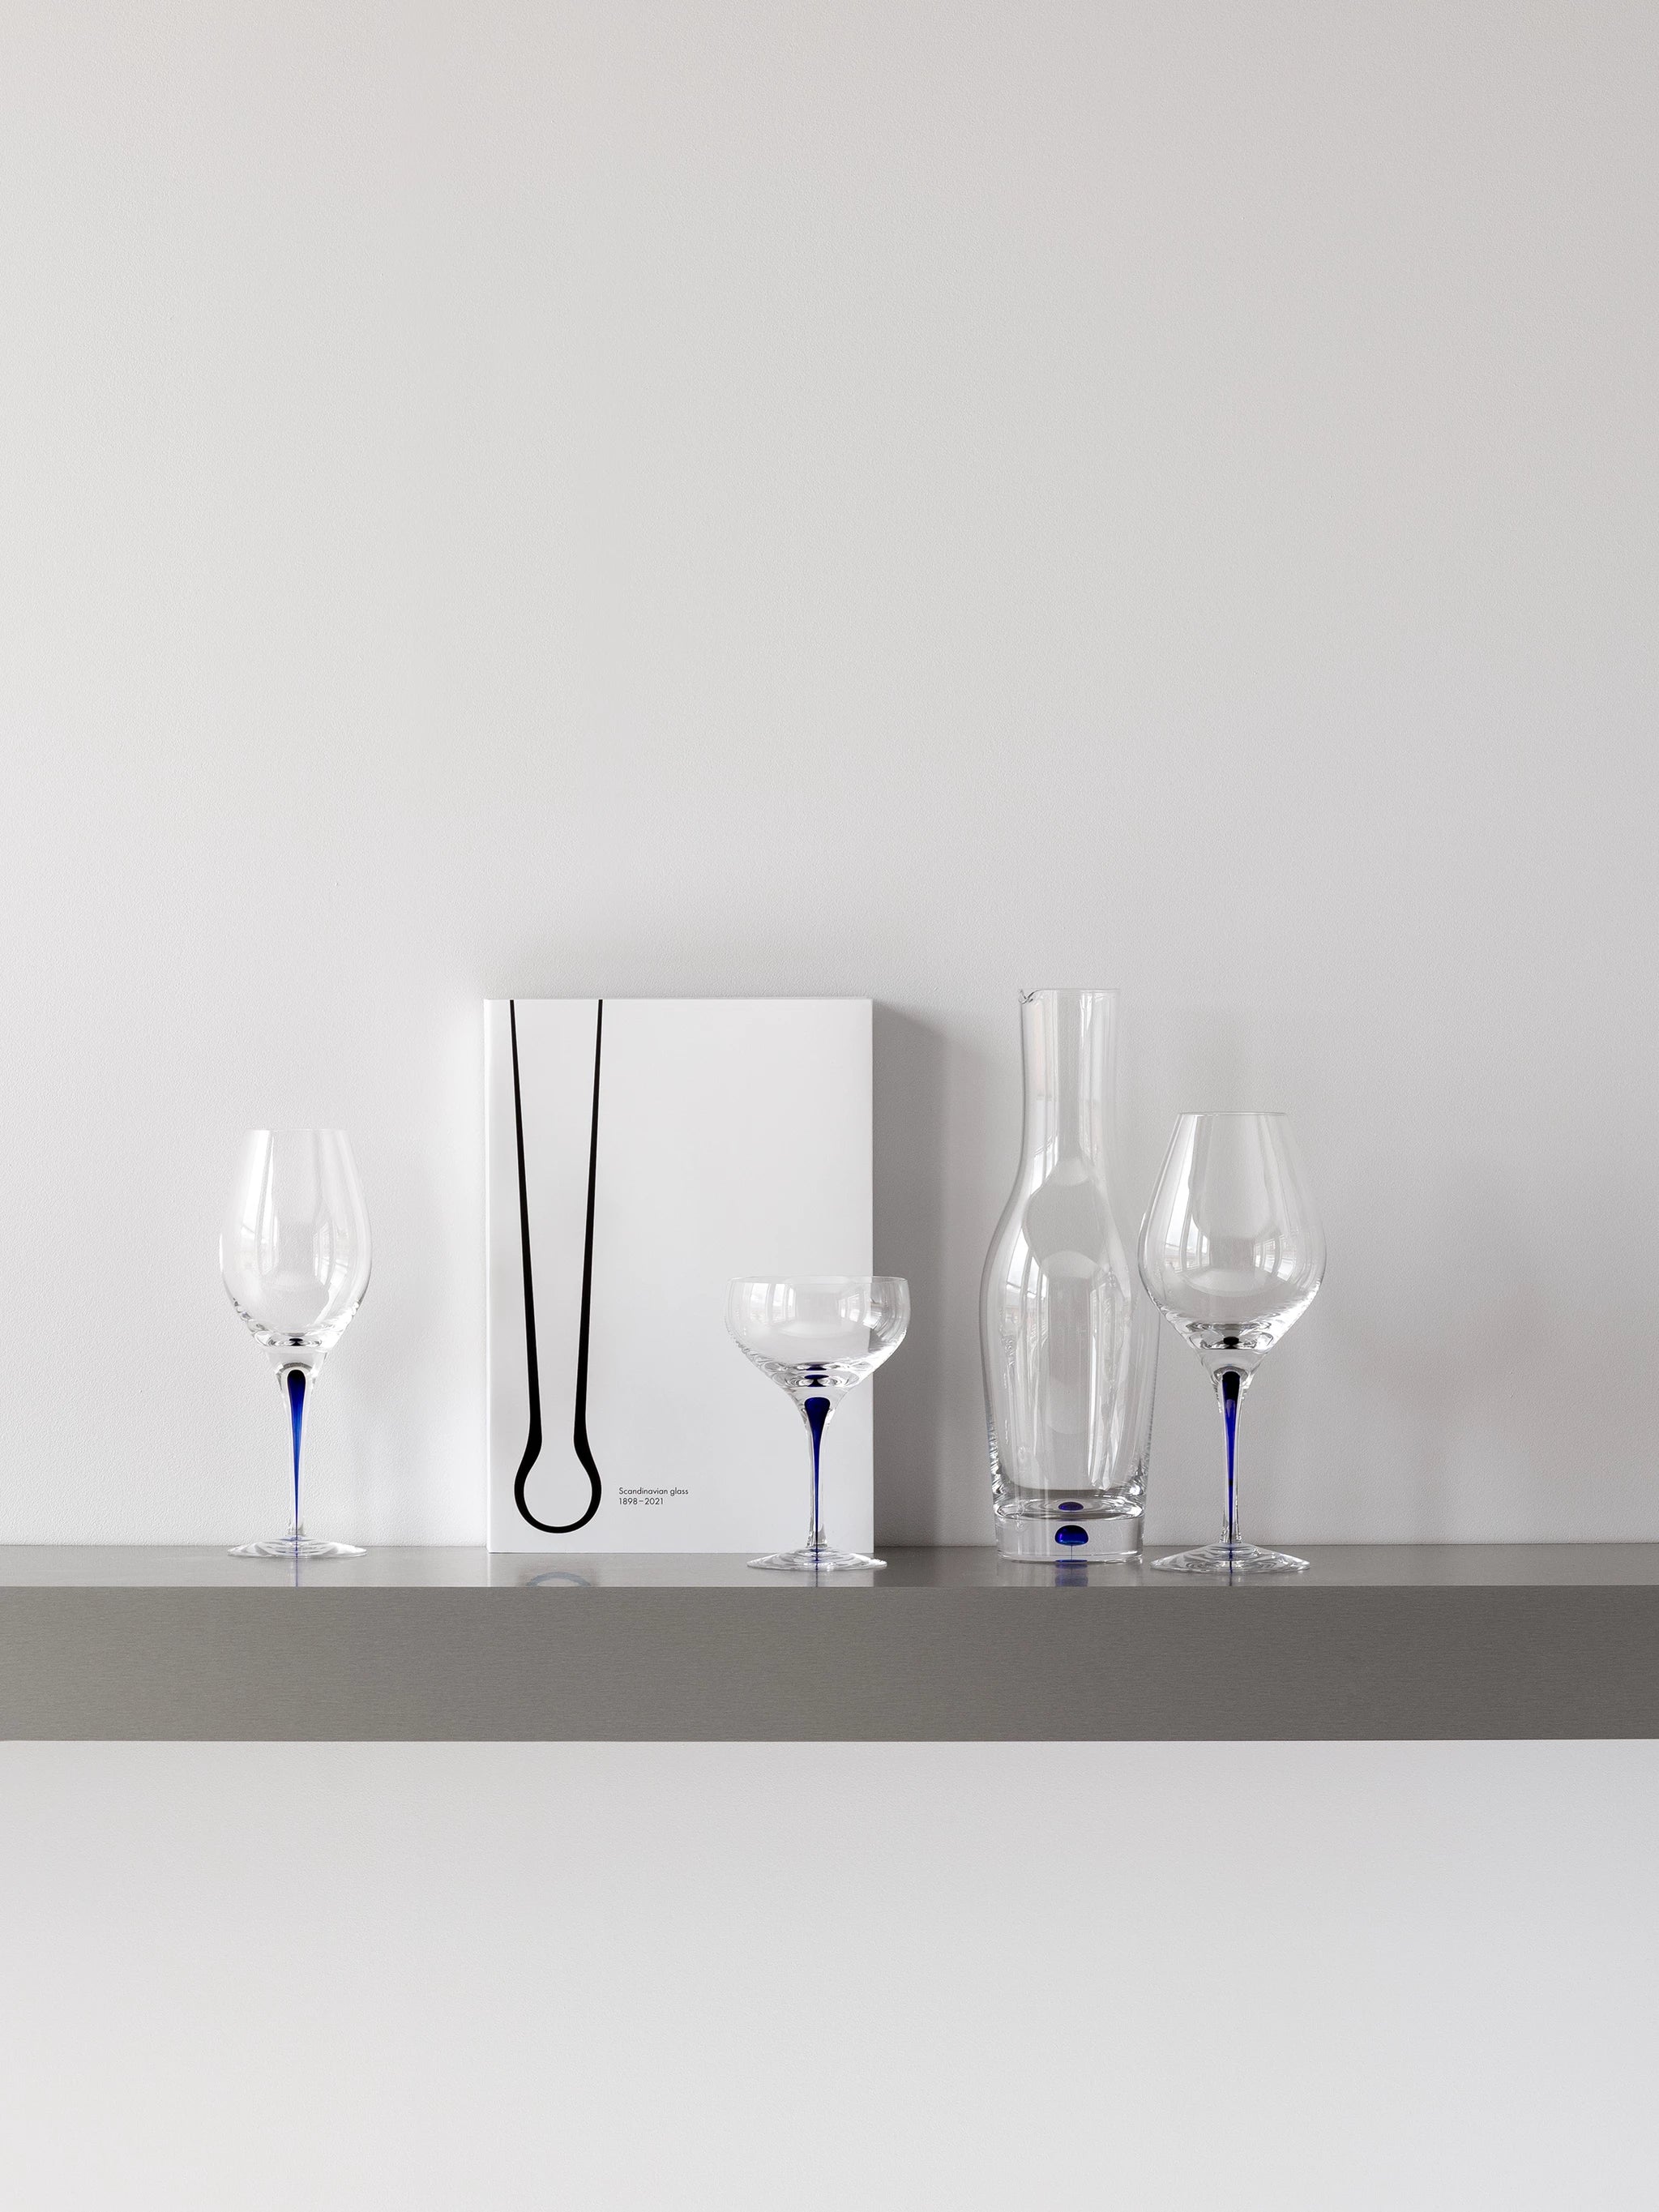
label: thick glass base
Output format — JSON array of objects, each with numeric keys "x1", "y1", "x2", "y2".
[
  {"x1": 230, "y1": 1527, "x2": 366, "y2": 1560},
  {"x1": 997, "y1": 1510, "x2": 1141, "y2": 1563},
  {"x1": 1151, "y1": 1540, "x2": 1308, "y2": 1575},
  {"x1": 747, "y1": 1544, "x2": 886, "y2": 1572}
]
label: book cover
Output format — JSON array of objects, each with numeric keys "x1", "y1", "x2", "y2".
[{"x1": 485, "y1": 997, "x2": 874, "y2": 1551}]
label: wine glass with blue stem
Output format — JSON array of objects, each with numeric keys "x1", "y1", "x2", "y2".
[
  {"x1": 726, "y1": 1277, "x2": 909, "y2": 1572},
  {"x1": 220, "y1": 1128, "x2": 372, "y2": 1560},
  {"x1": 1138, "y1": 1113, "x2": 1324, "y2": 1574}
]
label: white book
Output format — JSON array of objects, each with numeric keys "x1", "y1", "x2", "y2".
[{"x1": 485, "y1": 998, "x2": 874, "y2": 1551}]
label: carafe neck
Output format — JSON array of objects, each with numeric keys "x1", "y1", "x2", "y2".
[{"x1": 1017, "y1": 988, "x2": 1116, "y2": 1170}]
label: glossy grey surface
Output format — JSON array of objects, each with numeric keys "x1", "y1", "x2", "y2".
[
  {"x1": 6, "y1": 1543, "x2": 1659, "y2": 1587},
  {"x1": 2, "y1": 1546, "x2": 1658, "y2": 1739}
]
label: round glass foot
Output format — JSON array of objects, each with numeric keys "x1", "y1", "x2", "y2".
[
  {"x1": 1151, "y1": 1540, "x2": 1308, "y2": 1575},
  {"x1": 747, "y1": 1545, "x2": 886, "y2": 1572},
  {"x1": 230, "y1": 1530, "x2": 365, "y2": 1560}
]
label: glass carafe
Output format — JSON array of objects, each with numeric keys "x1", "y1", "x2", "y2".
[{"x1": 980, "y1": 987, "x2": 1159, "y2": 1560}]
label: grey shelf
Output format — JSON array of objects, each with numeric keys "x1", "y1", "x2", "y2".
[
  {"x1": 3, "y1": 1544, "x2": 1659, "y2": 1741},
  {"x1": 10, "y1": 1548, "x2": 1659, "y2": 1734}
]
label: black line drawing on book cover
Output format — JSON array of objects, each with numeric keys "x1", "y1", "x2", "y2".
[{"x1": 511, "y1": 997, "x2": 604, "y2": 1534}]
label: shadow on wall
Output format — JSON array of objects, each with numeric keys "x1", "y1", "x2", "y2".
[
  {"x1": 1127, "y1": 992, "x2": 1656, "y2": 1543},
  {"x1": 822, "y1": 988, "x2": 1649, "y2": 1550},
  {"x1": 874, "y1": 990, "x2": 1362, "y2": 1549},
  {"x1": 872, "y1": 1003, "x2": 1000, "y2": 1544}
]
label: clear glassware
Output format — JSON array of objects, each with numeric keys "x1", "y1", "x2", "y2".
[
  {"x1": 725, "y1": 1276, "x2": 909, "y2": 1572},
  {"x1": 980, "y1": 987, "x2": 1160, "y2": 1562},
  {"x1": 1137, "y1": 1112, "x2": 1324, "y2": 1574},
  {"x1": 220, "y1": 1129, "x2": 373, "y2": 1560}
]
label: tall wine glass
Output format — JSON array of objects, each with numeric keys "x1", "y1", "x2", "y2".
[
  {"x1": 726, "y1": 1277, "x2": 909, "y2": 1572},
  {"x1": 1137, "y1": 1114, "x2": 1323, "y2": 1574},
  {"x1": 220, "y1": 1129, "x2": 372, "y2": 1560}
]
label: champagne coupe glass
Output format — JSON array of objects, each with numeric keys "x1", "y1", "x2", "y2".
[
  {"x1": 1137, "y1": 1114, "x2": 1323, "y2": 1574},
  {"x1": 220, "y1": 1129, "x2": 372, "y2": 1560},
  {"x1": 726, "y1": 1276, "x2": 909, "y2": 1572}
]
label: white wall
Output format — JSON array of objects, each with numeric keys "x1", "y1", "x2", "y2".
[
  {"x1": 2, "y1": 0, "x2": 1655, "y2": 1549},
  {"x1": 0, "y1": 1739, "x2": 1653, "y2": 2210}
]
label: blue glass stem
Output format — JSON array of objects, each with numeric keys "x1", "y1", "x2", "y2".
[
  {"x1": 801, "y1": 1394, "x2": 832, "y2": 1549},
  {"x1": 1219, "y1": 1369, "x2": 1242, "y2": 1547},
  {"x1": 284, "y1": 1367, "x2": 307, "y2": 1533}
]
